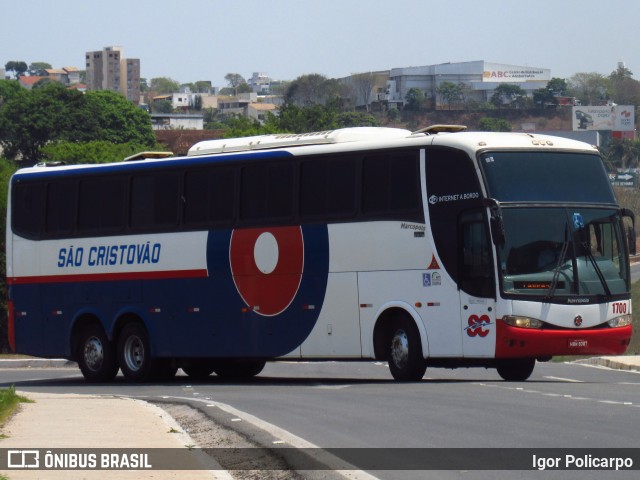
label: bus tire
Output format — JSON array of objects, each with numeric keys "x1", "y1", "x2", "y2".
[
  {"x1": 117, "y1": 323, "x2": 154, "y2": 382},
  {"x1": 387, "y1": 317, "x2": 427, "y2": 381},
  {"x1": 182, "y1": 362, "x2": 216, "y2": 379},
  {"x1": 496, "y1": 358, "x2": 535, "y2": 381},
  {"x1": 213, "y1": 360, "x2": 266, "y2": 379},
  {"x1": 77, "y1": 324, "x2": 119, "y2": 383}
]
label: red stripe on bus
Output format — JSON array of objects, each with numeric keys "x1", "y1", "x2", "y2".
[{"x1": 7, "y1": 269, "x2": 209, "y2": 285}]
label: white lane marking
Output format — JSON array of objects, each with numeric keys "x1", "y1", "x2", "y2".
[
  {"x1": 544, "y1": 376, "x2": 584, "y2": 383},
  {"x1": 475, "y1": 382, "x2": 635, "y2": 408}
]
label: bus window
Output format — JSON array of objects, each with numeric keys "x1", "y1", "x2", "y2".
[
  {"x1": 130, "y1": 172, "x2": 180, "y2": 229},
  {"x1": 78, "y1": 176, "x2": 126, "y2": 234},
  {"x1": 12, "y1": 182, "x2": 45, "y2": 238},
  {"x1": 362, "y1": 151, "x2": 421, "y2": 217},
  {"x1": 184, "y1": 168, "x2": 236, "y2": 227},
  {"x1": 240, "y1": 163, "x2": 294, "y2": 222},
  {"x1": 459, "y1": 209, "x2": 494, "y2": 298},
  {"x1": 46, "y1": 180, "x2": 77, "y2": 235},
  {"x1": 300, "y1": 157, "x2": 357, "y2": 220}
]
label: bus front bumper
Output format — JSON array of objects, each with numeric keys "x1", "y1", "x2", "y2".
[{"x1": 495, "y1": 320, "x2": 632, "y2": 358}]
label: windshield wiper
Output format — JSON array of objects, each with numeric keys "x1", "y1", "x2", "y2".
[
  {"x1": 580, "y1": 241, "x2": 612, "y2": 298},
  {"x1": 546, "y1": 224, "x2": 570, "y2": 301}
]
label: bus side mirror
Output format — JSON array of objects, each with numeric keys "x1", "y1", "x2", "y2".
[{"x1": 621, "y1": 208, "x2": 636, "y2": 255}]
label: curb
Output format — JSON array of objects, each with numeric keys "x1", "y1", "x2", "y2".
[
  {"x1": 572, "y1": 357, "x2": 640, "y2": 372},
  {"x1": 0, "y1": 358, "x2": 76, "y2": 368}
]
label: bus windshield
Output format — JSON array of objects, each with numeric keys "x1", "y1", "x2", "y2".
[
  {"x1": 481, "y1": 151, "x2": 616, "y2": 204},
  {"x1": 499, "y1": 207, "x2": 629, "y2": 298}
]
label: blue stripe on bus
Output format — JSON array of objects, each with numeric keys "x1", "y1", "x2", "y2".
[
  {"x1": 11, "y1": 150, "x2": 293, "y2": 182},
  {"x1": 11, "y1": 224, "x2": 329, "y2": 359}
]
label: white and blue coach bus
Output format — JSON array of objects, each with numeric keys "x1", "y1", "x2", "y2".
[{"x1": 6, "y1": 126, "x2": 635, "y2": 382}]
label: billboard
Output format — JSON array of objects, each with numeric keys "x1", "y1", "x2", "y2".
[
  {"x1": 572, "y1": 105, "x2": 635, "y2": 132},
  {"x1": 482, "y1": 63, "x2": 550, "y2": 83}
]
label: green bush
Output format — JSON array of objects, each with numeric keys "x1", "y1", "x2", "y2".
[{"x1": 41, "y1": 141, "x2": 163, "y2": 165}]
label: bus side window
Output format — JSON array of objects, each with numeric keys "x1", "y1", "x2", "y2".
[
  {"x1": 184, "y1": 168, "x2": 236, "y2": 227},
  {"x1": 459, "y1": 209, "x2": 494, "y2": 298},
  {"x1": 12, "y1": 182, "x2": 45, "y2": 239},
  {"x1": 130, "y1": 173, "x2": 180, "y2": 230},
  {"x1": 299, "y1": 157, "x2": 357, "y2": 221},
  {"x1": 46, "y1": 180, "x2": 77, "y2": 236},
  {"x1": 78, "y1": 177, "x2": 126, "y2": 234}
]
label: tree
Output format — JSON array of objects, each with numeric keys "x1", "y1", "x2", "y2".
[
  {"x1": 275, "y1": 101, "x2": 341, "y2": 132},
  {"x1": 349, "y1": 72, "x2": 386, "y2": 111},
  {"x1": 568, "y1": 72, "x2": 610, "y2": 105},
  {"x1": 533, "y1": 77, "x2": 568, "y2": 107},
  {"x1": 490, "y1": 84, "x2": 527, "y2": 109},
  {"x1": 478, "y1": 117, "x2": 511, "y2": 132},
  {"x1": 80, "y1": 90, "x2": 155, "y2": 146},
  {"x1": 0, "y1": 79, "x2": 20, "y2": 105},
  {"x1": 149, "y1": 77, "x2": 180, "y2": 94},
  {"x1": 609, "y1": 66, "x2": 640, "y2": 106},
  {"x1": 0, "y1": 83, "x2": 154, "y2": 165},
  {"x1": 0, "y1": 83, "x2": 75, "y2": 163},
  {"x1": 41, "y1": 140, "x2": 156, "y2": 165},
  {"x1": 224, "y1": 73, "x2": 246, "y2": 95},
  {"x1": 285, "y1": 74, "x2": 343, "y2": 106},
  {"x1": 436, "y1": 81, "x2": 464, "y2": 109},
  {"x1": 404, "y1": 88, "x2": 426, "y2": 111},
  {"x1": 610, "y1": 64, "x2": 633, "y2": 81},
  {"x1": 195, "y1": 80, "x2": 212, "y2": 93},
  {"x1": 606, "y1": 138, "x2": 640, "y2": 170},
  {"x1": 4, "y1": 61, "x2": 28, "y2": 79},
  {"x1": 27, "y1": 62, "x2": 52, "y2": 76}
]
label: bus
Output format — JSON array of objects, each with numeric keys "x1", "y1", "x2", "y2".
[{"x1": 6, "y1": 125, "x2": 635, "y2": 383}]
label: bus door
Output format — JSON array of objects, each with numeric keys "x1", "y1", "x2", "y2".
[
  {"x1": 458, "y1": 209, "x2": 496, "y2": 357},
  {"x1": 424, "y1": 146, "x2": 488, "y2": 356}
]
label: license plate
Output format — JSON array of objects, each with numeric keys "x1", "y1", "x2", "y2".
[{"x1": 568, "y1": 339, "x2": 588, "y2": 348}]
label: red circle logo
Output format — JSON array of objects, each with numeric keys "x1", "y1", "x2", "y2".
[{"x1": 229, "y1": 226, "x2": 304, "y2": 316}]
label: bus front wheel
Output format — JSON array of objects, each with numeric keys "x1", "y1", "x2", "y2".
[
  {"x1": 117, "y1": 323, "x2": 153, "y2": 382},
  {"x1": 496, "y1": 358, "x2": 535, "y2": 381},
  {"x1": 77, "y1": 324, "x2": 119, "y2": 382},
  {"x1": 387, "y1": 318, "x2": 427, "y2": 381}
]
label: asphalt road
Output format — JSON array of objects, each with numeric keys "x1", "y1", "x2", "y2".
[{"x1": 2, "y1": 360, "x2": 639, "y2": 480}]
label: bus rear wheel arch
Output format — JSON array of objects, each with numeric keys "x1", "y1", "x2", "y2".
[{"x1": 75, "y1": 322, "x2": 119, "y2": 383}]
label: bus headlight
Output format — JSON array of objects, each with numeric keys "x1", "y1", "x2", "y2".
[
  {"x1": 502, "y1": 315, "x2": 544, "y2": 329},
  {"x1": 608, "y1": 315, "x2": 633, "y2": 328}
]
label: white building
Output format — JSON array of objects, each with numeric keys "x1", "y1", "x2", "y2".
[
  {"x1": 150, "y1": 113, "x2": 204, "y2": 130},
  {"x1": 386, "y1": 60, "x2": 551, "y2": 110},
  {"x1": 248, "y1": 72, "x2": 272, "y2": 94}
]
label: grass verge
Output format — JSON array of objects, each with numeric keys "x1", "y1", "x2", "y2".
[{"x1": 0, "y1": 385, "x2": 33, "y2": 431}]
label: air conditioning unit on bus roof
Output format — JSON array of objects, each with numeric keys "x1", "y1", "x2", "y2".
[{"x1": 187, "y1": 127, "x2": 413, "y2": 156}]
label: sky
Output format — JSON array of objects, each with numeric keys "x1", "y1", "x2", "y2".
[{"x1": 2, "y1": 0, "x2": 640, "y2": 87}]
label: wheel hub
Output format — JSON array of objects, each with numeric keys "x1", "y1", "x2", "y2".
[
  {"x1": 391, "y1": 329, "x2": 409, "y2": 369},
  {"x1": 83, "y1": 337, "x2": 104, "y2": 372},
  {"x1": 123, "y1": 336, "x2": 145, "y2": 372}
]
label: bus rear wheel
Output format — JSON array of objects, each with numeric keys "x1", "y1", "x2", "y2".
[
  {"x1": 117, "y1": 323, "x2": 154, "y2": 382},
  {"x1": 387, "y1": 318, "x2": 427, "y2": 381},
  {"x1": 496, "y1": 358, "x2": 535, "y2": 381},
  {"x1": 213, "y1": 360, "x2": 266, "y2": 379},
  {"x1": 77, "y1": 324, "x2": 119, "y2": 382}
]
